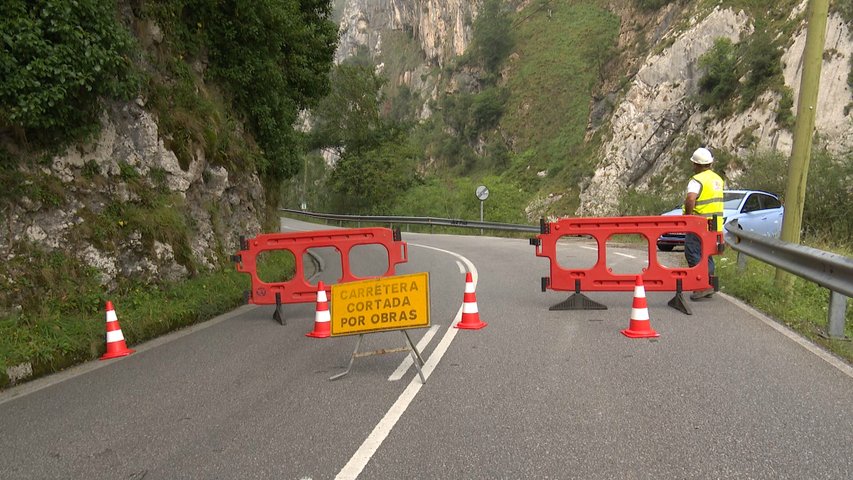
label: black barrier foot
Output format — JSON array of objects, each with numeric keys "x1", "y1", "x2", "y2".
[
  {"x1": 667, "y1": 279, "x2": 692, "y2": 315},
  {"x1": 273, "y1": 292, "x2": 286, "y2": 325},
  {"x1": 549, "y1": 280, "x2": 607, "y2": 311},
  {"x1": 668, "y1": 293, "x2": 692, "y2": 315},
  {"x1": 549, "y1": 293, "x2": 608, "y2": 311}
]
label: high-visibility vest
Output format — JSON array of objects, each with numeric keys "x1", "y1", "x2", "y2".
[{"x1": 686, "y1": 169, "x2": 725, "y2": 231}]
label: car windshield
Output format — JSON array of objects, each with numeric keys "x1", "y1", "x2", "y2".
[{"x1": 723, "y1": 191, "x2": 746, "y2": 210}]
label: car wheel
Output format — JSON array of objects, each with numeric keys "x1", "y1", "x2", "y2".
[{"x1": 657, "y1": 244, "x2": 675, "y2": 252}]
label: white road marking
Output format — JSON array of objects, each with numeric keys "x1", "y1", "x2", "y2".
[
  {"x1": 336, "y1": 243, "x2": 474, "y2": 480},
  {"x1": 580, "y1": 245, "x2": 597, "y2": 251},
  {"x1": 613, "y1": 251, "x2": 635, "y2": 259},
  {"x1": 456, "y1": 260, "x2": 466, "y2": 274},
  {"x1": 387, "y1": 325, "x2": 440, "y2": 381}
]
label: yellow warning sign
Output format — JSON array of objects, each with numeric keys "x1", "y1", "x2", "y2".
[{"x1": 330, "y1": 272, "x2": 430, "y2": 336}]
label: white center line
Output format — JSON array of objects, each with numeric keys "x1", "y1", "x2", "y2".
[
  {"x1": 613, "y1": 251, "x2": 635, "y2": 259},
  {"x1": 336, "y1": 243, "x2": 475, "y2": 480}
]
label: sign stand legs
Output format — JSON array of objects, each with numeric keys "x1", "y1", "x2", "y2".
[
  {"x1": 330, "y1": 334, "x2": 365, "y2": 381},
  {"x1": 330, "y1": 330, "x2": 426, "y2": 383},
  {"x1": 402, "y1": 330, "x2": 426, "y2": 384}
]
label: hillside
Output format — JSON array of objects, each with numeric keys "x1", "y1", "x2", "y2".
[{"x1": 320, "y1": 0, "x2": 852, "y2": 227}]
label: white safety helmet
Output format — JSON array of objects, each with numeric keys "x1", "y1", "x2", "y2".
[{"x1": 691, "y1": 147, "x2": 714, "y2": 165}]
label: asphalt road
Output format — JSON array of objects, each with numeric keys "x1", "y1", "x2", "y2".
[{"x1": 1, "y1": 217, "x2": 851, "y2": 479}]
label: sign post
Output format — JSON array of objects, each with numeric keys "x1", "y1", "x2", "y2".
[
  {"x1": 329, "y1": 272, "x2": 430, "y2": 382},
  {"x1": 475, "y1": 185, "x2": 489, "y2": 235}
]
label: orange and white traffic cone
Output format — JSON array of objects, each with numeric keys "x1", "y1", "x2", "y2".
[
  {"x1": 455, "y1": 272, "x2": 487, "y2": 330},
  {"x1": 100, "y1": 301, "x2": 135, "y2": 360},
  {"x1": 621, "y1": 275, "x2": 659, "y2": 338},
  {"x1": 306, "y1": 281, "x2": 331, "y2": 338}
]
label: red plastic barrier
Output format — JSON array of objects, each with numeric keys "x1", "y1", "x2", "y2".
[
  {"x1": 531, "y1": 216, "x2": 723, "y2": 314},
  {"x1": 233, "y1": 227, "x2": 408, "y2": 306}
]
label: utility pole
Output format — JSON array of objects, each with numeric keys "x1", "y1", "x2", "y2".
[{"x1": 774, "y1": 0, "x2": 829, "y2": 291}]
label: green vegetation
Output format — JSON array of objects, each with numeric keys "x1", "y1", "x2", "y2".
[
  {"x1": 697, "y1": 38, "x2": 739, "y2": 113},
  {"x1": 635, "y1": 0, "x2": 676, "y2": 11},
  {"x1": 0, "y1": 250, "x2": 293, "y2": 388},
  {"x1": 0, "y1": 0, "x2": 138, "y2": 149},
  {"x1": 696, "y1": 24, "x2": 787, "y2": 120},
  {"x1": 143, "y1": 0, "x2": 338, "y2": 180},
  {"x1": 467, "y1": 0, "x2": 515, "y2": 76},
  {"x1": 390, "y1": 176, "x2": 529, "y2": 225},
  {"x1": 502, "y1": 3, "x2": 619, "y2": 201}
]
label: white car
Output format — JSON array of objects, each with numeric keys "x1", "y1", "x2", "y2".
[{"x1": 656, "y1": 190, "x2": 784, "y2": 251}]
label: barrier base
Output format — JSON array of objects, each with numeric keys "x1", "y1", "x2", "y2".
[
  {"x1": 273, "y1": 292, "x2": 286, "y2": 325},
  {"x1": 668, "y1": 279, "x2": 692, "y2": 315},
  {"x1": 272, "y1": 305, "x2": 285, "y2": 325},
  {"x1": 549, "y1": 293, "x2": 607, "y2": 311},
  {"x1": 668, "y1": 292, "x2": 692, "y2": 315}
]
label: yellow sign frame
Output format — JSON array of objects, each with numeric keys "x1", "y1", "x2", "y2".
[{"x1": 330, "y1": 272, "x2": 430, "y2": 336}]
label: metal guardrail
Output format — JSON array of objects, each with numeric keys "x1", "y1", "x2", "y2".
[
  {"x1": 280, "y1": 208, "x2": 540, "y2": 233},
  {"x1": 281, "y1": 208, "x2": 851, "y2": 339},
  {"x1": 725, "y1": 220, "x2": 852, "y2": 339}
]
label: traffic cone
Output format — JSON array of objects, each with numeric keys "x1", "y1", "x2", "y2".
[
  {"x1": 455, "y1": 272, "x2": 487, "y2": 330},
  {"x1": 100, "y1": 301, "x2": 135, "y2": 360},
  {"x1": 306, "y1": 281, "x2": 331, "y2": 338},
  {"x1": 622, "y1": 276, "x2": 659, "y2": 338}
]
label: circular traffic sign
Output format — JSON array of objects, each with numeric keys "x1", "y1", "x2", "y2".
[{"x1": 475, "y1": 185, "x2": 489, "y2": 201}]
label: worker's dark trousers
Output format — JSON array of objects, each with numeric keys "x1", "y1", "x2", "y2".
[{"x1": 685, "y1": 233, "x2": 715, "y2": 277}]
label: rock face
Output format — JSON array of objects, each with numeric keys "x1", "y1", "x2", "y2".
[
  {"x1": 336, "y1": 0, "x2": 479, "y2": 67},
  {"x1": 337, "y1": 0, "x2": 851, "y2": 218},
  {"x1": 336, "y1": 0, "x2": 480, "y2": 117},
  {"x1": 579, "y1": 5, "x2": 853, "y2": 216},
  {"x1": 0, "y1": 100, "x2": 264, "y2": 294}
]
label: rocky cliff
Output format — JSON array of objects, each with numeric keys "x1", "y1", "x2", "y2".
[
  {"x1": 336, "y1": 0, "x2": 852, "y2": 217},
  {"x1": 336, "y1": 0, "x2": 480, "y2": 66},
  {"x1": 0, "y1": 99, "x2": 264, "y2": 307},
  {"x1": 579, "y1": 3, "x2": 853, "y2": 216}
]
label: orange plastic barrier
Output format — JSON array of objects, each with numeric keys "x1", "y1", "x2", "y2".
[
  {"x1": 531, "y1": 216, "x2": 723, "y2": 314},
  {"x1": 233, "y1": 228, "x2": 408, "y2": 323}
]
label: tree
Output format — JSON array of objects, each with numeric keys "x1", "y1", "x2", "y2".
[
  {"x1": 697, "y1": 37, "x2": 739, "y2": 111},
  {"x1": 328, "y1": 136, "x2": 420, "y2": 214},
  {"x1": 309, "y1": 61, "x2": 387, "y2": 156},
  {"x1": 470, "y1": 0, "x2": 514, "y2": 75},
  {"x1": 183, "y1": 0, "x2": 338, "y2": 180},
  {"x1": 0, "y1": 0, "x2": 137, "y2": 147}
]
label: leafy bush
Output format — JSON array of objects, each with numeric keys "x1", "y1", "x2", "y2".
[
  {"x1": 0, "y1": 0, "x2": 138, "y2": 147},
  {"x1": 697, "y1": 27, "x2": 785, "y2": 120},
  {"x1": 471, "y1": 88, "x2": 509, "y2": 133},
  {"x1": 390, "y1": 175, "x2": 528, "y2": 225},
  {"x1": 697, "y1": 38, "x2": 739, "y2": 111},
  {"x1": 618, "y1": 187, "x2": 681, "y2": 216},
  {"x1": 149, "y1": 0, "x2": 338, "y2": 181},
  {"x1": 469, "y1": 0, "x2": 514, "y2": 75},
  {"x1": 739, "y1": 27, "x2": 783, "y2": 108},
  {"x1": 635, "y1": 0, "x2": 675, "y2": 11},
  {"x1": 309, "y1": 61, "x2": 387, "y2": 155},
  {"x1": 328, "y1": 134, "x2": 421, "y2": 214}
]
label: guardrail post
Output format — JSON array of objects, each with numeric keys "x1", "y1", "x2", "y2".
[
  {"x1": 827, "y1": 291, "x2": 849, "y2": 339},
  {"x1": 737, "y1": 251, "x2": 748, "y2": 271}
]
